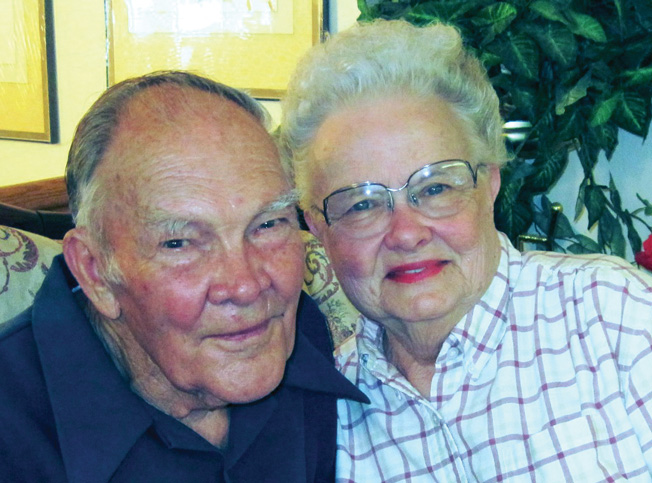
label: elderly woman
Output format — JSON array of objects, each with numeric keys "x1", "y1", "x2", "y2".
[{"x1": 281, "y1": 20, "x2": 652, "y2": 481}]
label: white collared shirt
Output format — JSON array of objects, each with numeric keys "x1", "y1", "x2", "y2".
[{"x1": 335, "y1": 234, "x2": 652, "y2": 482}]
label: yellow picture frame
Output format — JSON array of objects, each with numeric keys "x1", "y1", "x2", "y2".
[
  {"x1": 0, "y1": 0, "x2": 56, "y2": 143},
  {"x1": 107, "y1": 0, "x2": 324, "y2": 99}
]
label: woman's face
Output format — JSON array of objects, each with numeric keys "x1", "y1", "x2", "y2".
[{"x1": 305, "y1": 95, "x2": 502, "y2": 335}]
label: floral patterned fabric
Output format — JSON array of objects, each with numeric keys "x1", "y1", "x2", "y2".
[
  {"x1": 301, "y1": 231, "x2": 360, "y2": 348},
  {"x1": 0, "y1": 226, "x2": 62, "y2": 324}
]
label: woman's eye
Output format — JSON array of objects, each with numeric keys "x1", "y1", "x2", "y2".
[
  {"x1": 348, "y1": 199, "x2": 377, "y2": 214},
  {"x1": 161, "y1": 239, "x2": 190, "y2": 249},
  {"x1": 422, "y1": 183, "x2": 449, "y2": 197}
]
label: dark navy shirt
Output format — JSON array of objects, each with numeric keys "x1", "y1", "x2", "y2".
[{"x1": 0, "y1": 256, "x2": 366, "y2": 482}]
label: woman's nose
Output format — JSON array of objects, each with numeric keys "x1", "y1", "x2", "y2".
[{"x1": 383, "y1": 201, "x2": 434, "y2": 251}]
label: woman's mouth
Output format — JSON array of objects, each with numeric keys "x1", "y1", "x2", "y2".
[{"x1": 386, "y1": 260, "x2": 448, "y2": 284}]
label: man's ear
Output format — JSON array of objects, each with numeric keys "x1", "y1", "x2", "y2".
[{"x1": 62, "y1": 228, "x2": 121, "y2": 320}]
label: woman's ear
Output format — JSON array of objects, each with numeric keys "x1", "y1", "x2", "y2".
[
  {"x1": 488, "y1": 164, "x2": 502, "y2": 203},
  {"x1": 62, "y1": 228, "x2": 121, "y2": 320}
]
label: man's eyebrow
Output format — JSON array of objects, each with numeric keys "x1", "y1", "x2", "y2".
[
  {"x1": 260, "y1": 189, "x2": 300, "y2": 214},
  {"x1": 141, "y1": 212, "x2": 197, "y2": 234}
]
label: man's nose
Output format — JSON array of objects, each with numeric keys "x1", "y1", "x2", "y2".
[{"x1": 207, "y1": 248, "x2": 272, "y2": 306}]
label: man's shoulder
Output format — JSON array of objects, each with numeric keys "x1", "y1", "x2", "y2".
[
  {"x1": 0, "y1": 301, "x2": 61, "y2": 476},
  {"x1": 0, "y1": 307, "x2": 40, "y2": 369},
  {"x1": 0, "y1": 307, "x2": 33, "y2": 341}
]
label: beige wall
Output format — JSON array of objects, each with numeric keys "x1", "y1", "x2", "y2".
[
  {"x1": 0, "y1": 0, "x2": 360, "y2": 187},
  {"x1": 1, "y1": 2, "x2": 107, "y2": 187}
]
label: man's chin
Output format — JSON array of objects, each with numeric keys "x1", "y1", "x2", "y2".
[
  {"x1": 205, "y1": 355, "x2": 288, "y2": 405},
  {"x1": 221, "y1": 372, "x2": 285, "y2": 405}
]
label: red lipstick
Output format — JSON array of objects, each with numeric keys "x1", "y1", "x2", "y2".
[{"x1": 387, "y1": 260, "x2": 447, "y2": 284}]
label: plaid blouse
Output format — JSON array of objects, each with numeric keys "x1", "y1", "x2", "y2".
[{"x1": 335, "y1": 234, "x2": 652, "y2": 482}]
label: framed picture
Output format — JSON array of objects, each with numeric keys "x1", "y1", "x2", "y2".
[
  {"x1": 0, "y1": 0, "x2": 57, "y2": 143},
  {"x1": 107, "y1": 0, "x2": 325, "y2": 99}
]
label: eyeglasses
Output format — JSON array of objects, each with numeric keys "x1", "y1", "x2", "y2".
[{"x1": 317, "y1": 159, "x2": 484, "y2": 238}]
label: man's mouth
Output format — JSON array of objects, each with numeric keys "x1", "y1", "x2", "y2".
[
  {"x1": 386, "y1": 260, "x2": 448, "y2": 284},
  {"x1": 215, "y1": 318, "x2": 273, "y2": 342}
]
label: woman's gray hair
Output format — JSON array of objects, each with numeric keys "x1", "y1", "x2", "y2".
[
  {"x1": 280, "y1": 19, "x2": 507, "y2": 207},
  {"x1": 66, "y1": 71, "x2": 269, "y2": 284}
]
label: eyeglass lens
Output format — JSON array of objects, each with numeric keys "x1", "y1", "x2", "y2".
[{"x1": 324, "y1": 160, "x2": 477, "y2": 237}]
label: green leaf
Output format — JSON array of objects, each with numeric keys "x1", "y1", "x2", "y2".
[
  {"x1": 508, "y1": 86, "x2": 539, "y2": 120},
  {"x1": 495, "y1": 199, "x2": 534, "y2": 242},
  {"x1": 357, "y1": 0, "x2": 373, "y2": 21},
  {"x1": 585, "y1": 184, "x2": 607, "y2": 229},
  {"x1": 634, "y1": 0, "x2": 652, "y2": 30},
  {"x1": 472, "y1": 3, "x2": 517, "y2": 43},
  {"x1": 552, "y1": 209, "x2": 576, "y2": 239},
  {"x1": 623, "y1": 212, "x2": 643, "y2": 254},
  {"x1": 530, "y1": 2, "x2": 607, "y2": 42},
  {"x1": 567, "y1": 235, "x2": 601, "y2": 254},
  {"x1": 529, "y1": 23, "x2": 577, "y2": 67},
  {"x1": 575, "y1": 178, "x2": 588, "y2": 220},
  {"x1": 614, "y1": 91, "x2": 649, "y2": 136},
  {"x1": 620, "y1": 66, "x2": 652, "y2": 87},
  {"x1": 609, "y1": 176, "x2": 624, "y2": 215},
  {"x1": 577, "y1": 134, "x2": 601, "y2": 177},
  {"x1": 555, "y1": 71, "x2": 592, "y2": 115},
  {"x1": 598, "y1": 210, "x2": 626, "y2": 257},
  {"x1": 491, "y1": 33, "x2": 540, "y2": 81},
  {"x1": 472, "y1": 3, "x2": 517, "y2": 28},
  {"x1": 614, "y1": 0, "x2": 625, "y2": 33},
  {"x1": 589, "y1": 93, "x2": 621, "y2": 127},
  {"x1": 563, "y1": 11, "x2": 608, "y2": 43},
  {"x1": 527, "y1": 148, "x2": 568, "y2": 193},
  {"x1": 595, "y1": 122, "x2": 620, "y2": 160},
  {"x1": 529, "y1": 0, "x2": 565, "y2": 23},
  {"x1": 406, "y1": 1, "x2": 479, "y2": 24},
  {"x1": 638, "y1": 194, "x2": 652, "y2": 208}
]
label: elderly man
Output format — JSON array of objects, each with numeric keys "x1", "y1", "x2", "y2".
[{"x1": 0, "y1": 71, "x2": 364, "y2": 482}]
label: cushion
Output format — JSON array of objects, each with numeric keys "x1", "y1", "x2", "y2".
[
  {"x1": 0, "y1": 226, "x2": 62, "y2": 323},
  {"x1": 301, "y1": 231, "x2": 360, "y2": 347}
]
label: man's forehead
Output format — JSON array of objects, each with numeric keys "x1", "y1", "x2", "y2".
[{"x1": 97, "y1": 88, "x2": 282, "y2": 185}]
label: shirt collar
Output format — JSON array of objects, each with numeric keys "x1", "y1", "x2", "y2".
[{"x1": 284, "y1": 327, "x2": 369, "y2": 402}]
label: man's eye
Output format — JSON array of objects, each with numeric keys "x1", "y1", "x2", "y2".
[
  {"x1": 161, "y1": 239, "x2": 190, "y2": 249},
  {"x1": 259, "y1": 218, "x2": 289, "y2": 230}
]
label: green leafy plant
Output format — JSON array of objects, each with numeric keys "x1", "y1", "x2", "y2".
[{"x1": 358, "y1": 0, "x2": 652, "y2": 257}]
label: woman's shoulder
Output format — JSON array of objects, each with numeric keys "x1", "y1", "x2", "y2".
[{"x1": 520, "y1": 249, "x2": 651, "y2": 290}]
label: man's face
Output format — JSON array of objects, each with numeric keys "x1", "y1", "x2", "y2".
[{"x1": 95, "y1": 90, "x2": 304, "y2": 407}]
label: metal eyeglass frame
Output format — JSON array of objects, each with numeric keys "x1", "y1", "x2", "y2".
[{"x1": 319, "y1": 159, "x2": 484, "y2": 226}]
